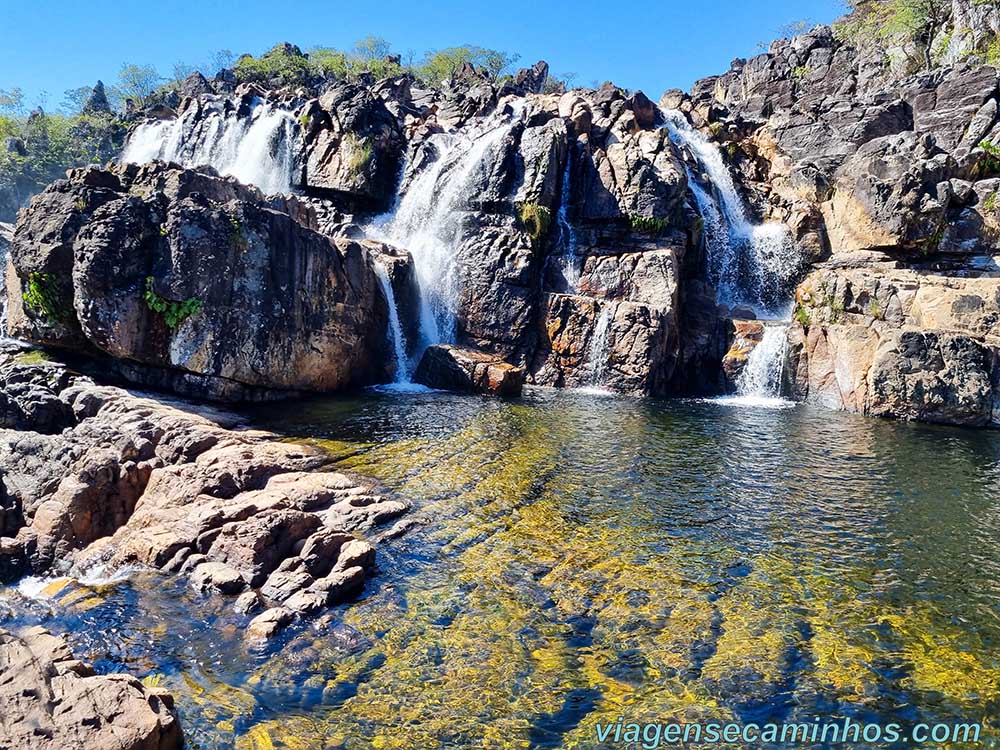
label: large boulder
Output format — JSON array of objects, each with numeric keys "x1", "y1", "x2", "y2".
[
  {"x1": 303, "y1": 83, "x2": 405, "y2": 208},
  {"x1": 787, "y1": 264, "x2": 1000, "y2": 425},
  {"x1": 6, "y1": 162, "x2": 394, "y2": 399},
  {"x1": 0, "y1": 627, "x2": 181, "y2": 750},
  {"x1": 413, "y1": 344, "x2": 525, "y2": 396}
]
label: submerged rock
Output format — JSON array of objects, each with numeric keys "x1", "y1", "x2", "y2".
[
  {"x1": 414, "y1": 345, "x2": 525, "y2": 396},
  {"x1": 0, "y1": 627, "x2": 181, "y2": 749}
]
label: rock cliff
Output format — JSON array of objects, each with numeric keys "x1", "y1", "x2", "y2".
[{"x1": 6, "y1": 7, "x2": 1000, "y2": 425}]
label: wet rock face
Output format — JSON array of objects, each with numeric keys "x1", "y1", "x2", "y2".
[
  {"x1": 0, "y1": 627, "x2": 181, "y2": 749},
  {"x1": 414, "y1": 345, "x2": 525, "y2": 396},
  {"x1": 6, "y1": 162, "x2": 394, "y2": 398}
]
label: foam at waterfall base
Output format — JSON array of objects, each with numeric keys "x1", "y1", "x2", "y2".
[
  {"x1": 710, "y1": 394, "x2": 796, "y2": 409},
  {"x1": 369, "y1": 382, "x2": 437, "y2": 394}
]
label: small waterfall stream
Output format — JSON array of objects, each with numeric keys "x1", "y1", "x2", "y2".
[
  {"x1": 555, "y1": 155, "x2": 579, "y2": 291},
  {"x1": 121, "y1": 99, "x2": 298, "y2": 195},
  {"x1": 582, "y1": 307, "x2": 612, "y2": 391},
  {"x1": 368, "y1": 107, "x2": 522, "y2": 361},
  {"x1": 660, "y1": 109, "x2": 801, "y2": 317},
  {"x1": 661, "y1": 109, "x2": 800, "y2": 404},
  {"x1": 374, "y1": 263, "x2": 411, "y2": 385},
  {"x1": 731, "y1": 323, "x2": 791, "y2": 406}
]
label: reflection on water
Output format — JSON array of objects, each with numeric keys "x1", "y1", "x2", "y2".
[{"x1": 3, "y1": 389, "x2": 1000, "y2": 749}]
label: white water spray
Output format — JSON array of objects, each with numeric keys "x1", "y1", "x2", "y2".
[
  {"x1": 736, "y1": 324, "x2": 789, "y2": 399},
  {"x1": 121, "y1": 100, "x2": 298, "y2": 195},
  {"x1": 374, "y1": 263, "x2": 411, "y2": 384},
  {"x1": 660, "y1": 109, "x2": 801, "y2": 316},
  {"x1": 555, "y1": 155, "x2": 579, "y2": 290},
  {"x1": 585, "y1": 307, "x2": 612, "y2": 387},
  {"x1": 368, "y1": 107, "x2": 522, "y2": 353}
]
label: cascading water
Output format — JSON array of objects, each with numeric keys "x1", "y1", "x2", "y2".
[
  {"x1": 730, "y1": 323, "x2": 791, "y2": 407},
  {"x1": 554, "y1": 155, "x2": 579, "y2": 291},
  {"x1": 584, "y1": 307, "x2": 612, "y2": 389},
  {"x1": 661, "y1": 108, "x2": 801, "y2": 405},
  {"x1": 660, "y1": 108, "x2": 801, "y2": 316},
  {"x1": 374, "y1": 263, "x2": 412, "y2": 385},
  {"x1": 121, "y1": 99, "x2": 298, "y2": 195},
  {"x1": 368, "y1": 107, "x2": 522, "y2": 358}
]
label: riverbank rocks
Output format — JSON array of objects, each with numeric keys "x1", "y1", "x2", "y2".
[
  {"x1": 0, "y1": 351, "x2": 409, "y2": 631},
  {"x1": 6, "y1": 162, "x2": 395, "y2": 399},
  {"x1": 414, "y1": 345, "x2": 525, "y2": 396},
  {"x1": 0, "y1": 627, "x2": 181, "y2": 749},
  {"x1": 787, "y1": 265, "x2": 1000, "y2": 425}
]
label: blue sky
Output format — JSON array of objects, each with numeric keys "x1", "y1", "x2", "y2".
[{"x1": 2, "y1": 0, "x2": 845, "y2": 109}]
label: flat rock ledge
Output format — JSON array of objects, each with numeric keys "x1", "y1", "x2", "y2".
[
  {"x1": 0, "y1": 350, "x2": 409, "y2": 639},
  {"x1": 0, "y1": 626, "x2": 181, "y2": 750},
  {"x1": 414, "y1": 344, "x2": 525, "y2": 396}
]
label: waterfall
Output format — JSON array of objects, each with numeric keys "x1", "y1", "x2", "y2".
[
  {"x1": 715, "y1": 323, "x2": 792, "y2": 408},
  {"x1": 737, "y1": 324, "x2": 789, "y2": 398},
  {"x1": 121, "y1": 99, "x2": 298, "y2": 195},
  {"x1": 374, "y1": 262, "x2": 411, "y2": 384},
  {"x1": 584, "y1": 307, "x2": 612, "y2": 389},
  {"x1": 555, "y1": 155, "x2": 579, "y2": 291},
  {"x1": 367, "y1": 106, "x2": 522, "y2": 355},
  {"x1": 660, "y1": 109, "x2": 801, "y2": 316}
]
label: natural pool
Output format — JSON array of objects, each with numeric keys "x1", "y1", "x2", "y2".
[{"x1": 3, "y1": 388, "x2": 1000, "y2": 749}]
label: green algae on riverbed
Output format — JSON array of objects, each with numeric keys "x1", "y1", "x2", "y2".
[{"x1": 4, "y1": 389, "x2": 1000, "y2": 749}]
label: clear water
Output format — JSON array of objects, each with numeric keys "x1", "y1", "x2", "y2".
[{"x1": 3, "y1": 389, "x2": 999, "y2": 749}]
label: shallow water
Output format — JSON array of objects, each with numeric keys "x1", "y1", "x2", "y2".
[{"x1": 4, "y1": 388, "x2": 1000, "y2": 749}]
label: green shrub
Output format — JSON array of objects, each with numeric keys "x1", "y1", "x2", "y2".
[
  {"x1": 628, "y1": 214, "x2": 670, "y2": 235},
  {"x1": 516, "y1": 202, "x2": 552, "y2": 244},
  {"x1": 345, "y1": 134, "x2": 373, "y2": 176},
  {"x1": 234, "y1": 44, "x2": 311, "y2": 87},
  {"x1": 22, "y1": 272, "x2": 72, "y2": 322},
  {"x1": 792, "y1": 65, "x2": 809, "y2": 79},
  {"x1": 144, "y1": 276, "x2": 203, "y2": 329},
  {"x1": 979, "y1": 139, "x2": 1000, "y2": 175}
]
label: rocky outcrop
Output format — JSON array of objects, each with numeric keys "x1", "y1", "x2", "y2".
[
  {"x1": 0, "y1": 626, "x2": 180, "y2": 749},
  {"x1": 302, "y1": 83, "x2": 404, "y2": 208},
  {"x1": 0, "y1": 351, "x2": 408, "y2": 626},
  {"x1": 414, "y1": 344, "x2": 525, "y2": 396},
  {"x1": 6, "y1": 162, "x2": 396, "y2": 399},
  {"x1": 788, "y1": 262, "x2": 1000, "y2": 425}
]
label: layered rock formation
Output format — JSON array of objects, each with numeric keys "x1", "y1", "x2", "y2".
[
  {"x1": 673, "y1": 1, "x2": 1000, "y2": 425},
  {"x1": 6, "y1": 8, "x2": 1000, "y2": 424},
  {"x1": 0, "y1": 350, "x2": 407, "y2": 624},
  {"x1": 0, "y1": 626, "x2": 181, "y2": 749}
]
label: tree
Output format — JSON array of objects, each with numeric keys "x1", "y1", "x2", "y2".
[
  {"x1": 117, "y1": 64, "x2": 163, "y2": 107},
  {"x1": 418, "y1": 45, "x2": 520, "y2": 86},
  {"x1": 885, "y1": 0, "x2": 950, "y2": 69},
  {"x1": 60, "y1": 86, "x2": 93, "y2": 115},
  {"x1": 209, "y1": 49, "x2": 236, "y2": 73},
  {"x1": 836, "y1": 0, "x2": 950, "y2": 70},
  {"x1": 172, "y1": 61, "x2": 197, "y2": 84},
  {"x1": 0, "y1": 88, "x2": 25, "y2": 117},
  {"x1": 778, "y1": 19, "x2": 815, "y2": 38}
]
